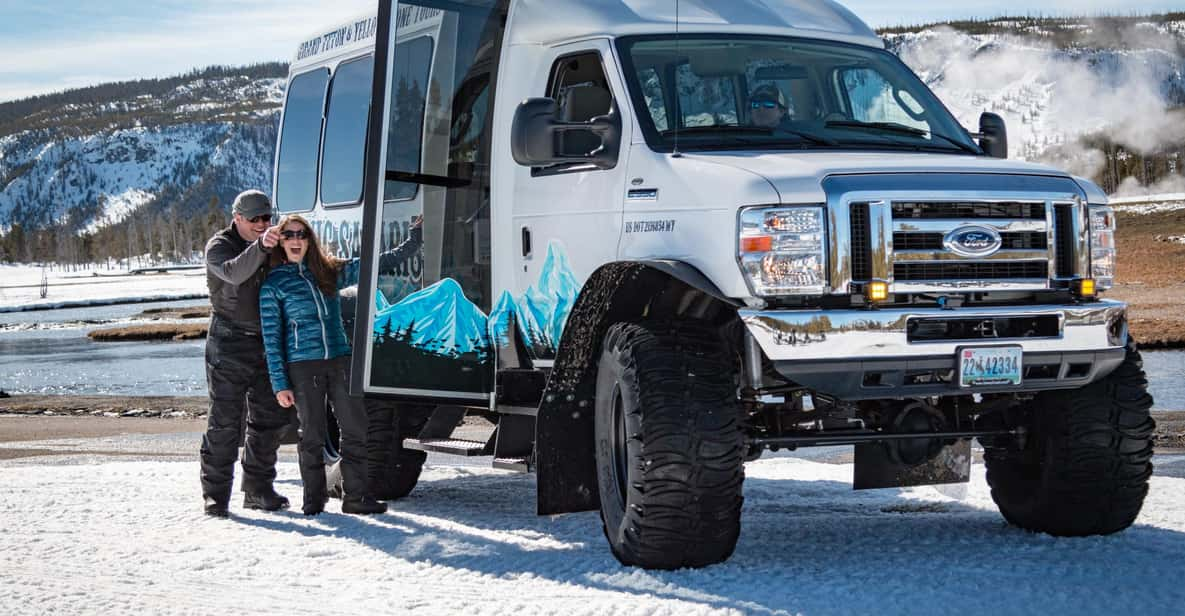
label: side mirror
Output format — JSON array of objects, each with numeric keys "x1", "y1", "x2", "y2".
[
  {"x1": 510, "y1": 97, "x2": 621, "y2": 169},
  {"x1": 978, "y1": 112, "x2": 1008, "y2": 159}
]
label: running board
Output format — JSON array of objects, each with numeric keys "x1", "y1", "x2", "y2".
[
  {"x1": 493, "y1": 457, "x2": 531, "y2": 473},
  {"x1": 404, "y1": 438, "x2": 490, "y2": 457}
]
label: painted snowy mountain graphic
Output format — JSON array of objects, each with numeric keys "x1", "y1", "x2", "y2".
[
  {"x1": 370, "y1": 242, "x2": 580, "y2": 392},
  {"x1": 370, "y1": 278, "x2": 493, "y2": 393},
  {"x1": 374, "y1": 278, "x2": 490, "y2": 357},
  {"x1": 488, "y1": 242, "x2": 580, "y2": 358}
]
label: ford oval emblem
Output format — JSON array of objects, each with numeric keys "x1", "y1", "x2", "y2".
[{"x1": 943, "y1": 225, "x2": 1003, "y2": 257}]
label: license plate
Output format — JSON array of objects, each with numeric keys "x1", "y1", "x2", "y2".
[{"x1": 957, "y1": 346, "x2": 1022, "y2": 387}]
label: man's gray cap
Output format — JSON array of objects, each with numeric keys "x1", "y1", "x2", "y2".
[{"x1": 232, "y1": 190, "x2": 273, "y2": 219}]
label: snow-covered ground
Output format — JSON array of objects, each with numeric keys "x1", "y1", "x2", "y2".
[
  {"x1": 0, "y1": 264, "x2": 207, "y2": 312},
  {"x1": 1, "y1": 430, "x2": 1184, "y2": 615},
  {"x1": 1111, "y1": 193, "x2": 1185, "y2": 216}
]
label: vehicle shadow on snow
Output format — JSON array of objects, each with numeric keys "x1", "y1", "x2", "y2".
[{"x1": 240, "y1": 468, "x2": 1185, "y2": 614}]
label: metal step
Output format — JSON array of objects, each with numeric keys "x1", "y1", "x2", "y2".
[
  {"x1": 404, "y1": 438, "x2": 489, "y2": 457},
  {"x1": 492, "y1": 457, "x2": 531, "y2": 473},
  {"x1": 495, "y1": 405, "x2": 538, "y2": 417}
]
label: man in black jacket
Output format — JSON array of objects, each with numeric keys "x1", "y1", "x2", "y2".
[{"x1": 200, "y1": 190, "x2": 291, "y2": 517}]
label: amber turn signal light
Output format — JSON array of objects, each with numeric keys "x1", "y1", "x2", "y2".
[
  {"x1": 741, "y1": 236, "x2": 773, "y2": 253},
  {"x1": 1075, "y1": 278, "x2": 1097, "y2": 298}
]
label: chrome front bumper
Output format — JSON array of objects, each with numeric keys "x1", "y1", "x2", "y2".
[{"x1": 740, "y1": 299, "x2": 1129, "y2": 399}]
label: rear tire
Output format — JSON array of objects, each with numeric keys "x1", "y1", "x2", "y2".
[
  {"x1": 370, "y1": 448, "x2": 427, "y2": 501},
  {"x1": 983, "y1": 337, "x2": 1155, "y2": 536},
  {"x1": 594, "y1": 320, "x2": 744, "y2": 569}
]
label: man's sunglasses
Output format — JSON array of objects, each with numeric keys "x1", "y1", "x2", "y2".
[
  {"x1": 280, "y1": 230, "x2": 309, "y2": 240},
  {"x1": 750, "y1": 100, "x2": 782, "y2": 110},
  {"x1": 246, "y1": 215, "x2": 273, "y2": 224}
]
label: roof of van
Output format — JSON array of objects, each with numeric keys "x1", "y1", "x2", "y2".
[
  {"x1": 289, "y1": 14, "x2": 381, "y2": 71},
  {"x1": 287, "y1": 0, "x2": 882, "y2": 73},
  {"x1": 506, "y1": 0, "x2": 883, "y2": 48}
]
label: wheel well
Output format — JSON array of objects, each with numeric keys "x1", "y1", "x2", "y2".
[{"x1": 534, "y1": 261, "x2": 741, "y2": 515}]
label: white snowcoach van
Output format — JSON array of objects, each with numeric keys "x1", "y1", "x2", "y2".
[{"x1": 275, "y1": 0, "x2": 1153, "y2": 569}]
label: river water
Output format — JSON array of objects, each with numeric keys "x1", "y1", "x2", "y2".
[
  {"x1": 0, "y1": 301, "x2": 208, "y2": 397},
  {"x1": 0, "y1": 302, "x2": 1182, "y2": 409}
]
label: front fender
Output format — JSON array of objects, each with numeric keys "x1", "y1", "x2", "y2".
[{"x1": 534, "y1": 260, "x2": 737, "y2": 515}]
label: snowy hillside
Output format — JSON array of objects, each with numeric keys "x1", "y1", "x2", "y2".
[
  {"x1": 2, "y1": 17, "x2": 1184, "y2": 263},
  {"x1": 0, "y1": 65, "x2": 285, "y2": 235},
  {"x1": 885, "y1": 16, "x2": 1185, "y2": 195}
]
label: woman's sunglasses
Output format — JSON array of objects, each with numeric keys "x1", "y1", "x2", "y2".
[{"x1": 280, "y1": 230, "x2": 309, "y2": 240}]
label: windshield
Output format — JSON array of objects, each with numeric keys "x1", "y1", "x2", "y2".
[{"x1": 617, "y1": 36, "x2": 980, "y2": 154}]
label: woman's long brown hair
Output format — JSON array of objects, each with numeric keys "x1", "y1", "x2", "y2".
[{"x1": 270, "y1": 214, "x2": 343, "y2": 296}]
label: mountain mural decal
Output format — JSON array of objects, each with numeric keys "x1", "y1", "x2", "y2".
[
  {"x1": 488, "y1": 242, "x2": 580, "y2": 359},
  {"x1": 370, "y1": 242, "x2": 580, "y2": 392},
  {"x1": 370, "y1": 278, "x2": 493, "y2": 393}
]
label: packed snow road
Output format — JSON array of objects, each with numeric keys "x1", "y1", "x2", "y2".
[{"x1": 1, "y1": 429, "x2": 1184, "y2": 615}]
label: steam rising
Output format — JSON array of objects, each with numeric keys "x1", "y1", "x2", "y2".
[{"x1": 889, "y1": 21, "x2": 1185, "y2": 194}]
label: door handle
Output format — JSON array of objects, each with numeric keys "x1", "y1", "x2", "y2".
[{"x1": 521, "y1": 226, "x2": 532, "y2": 257}]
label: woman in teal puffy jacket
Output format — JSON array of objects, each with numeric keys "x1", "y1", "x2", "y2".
[{"x1": 259, "y1": 214, "x2": 418, "y2": 516}]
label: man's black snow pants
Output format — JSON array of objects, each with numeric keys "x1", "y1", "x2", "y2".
[
  {"x1": 289, "y1": 356, "x2": 369, "y2": 507},
  {"x1": 199, "y1": 316, "x2": 289, "y2": 505}
]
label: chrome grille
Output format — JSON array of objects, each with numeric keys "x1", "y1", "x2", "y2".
[
  {"x1": 895, "y1": 261, "x2": 1049, "y2": 281},
  {"x1": 893, "y1": 232, "x2": 1047, "y2": 251},
  {"x1": 850, "y1": 202, "x2": 871, "y2": 282},
  {"x1": 887, "y1": 200, "x2": 1056, "y2": 292},
  {"x1": 891, "y1": 201, "x2": 1046, "y2": 220},
  {"x1": 823, "y1": 174, "x2": 1089, "y2": 296},
  {"x1": 1054, "y1": 203, "x2": 1076, "y2": 278}
]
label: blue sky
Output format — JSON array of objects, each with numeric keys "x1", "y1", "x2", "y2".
[{"x1": 1, "y1": 0, "x2": 1182, "y2": 103}]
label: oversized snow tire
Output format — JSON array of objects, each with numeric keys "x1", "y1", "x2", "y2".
[
  {"x1": 983, "y1": 337, "x2": 1155, "y2": 536},
  {"x1": 370, "y1": 448, "x2": 427, "y2": 501},
  {"x1": 594, "y1": 320, "x2": 745, "y2": 570}
]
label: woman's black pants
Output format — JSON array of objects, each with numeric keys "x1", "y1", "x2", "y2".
[{"x1": 288, "y1": 356, "x2": 369, "y2": 505}]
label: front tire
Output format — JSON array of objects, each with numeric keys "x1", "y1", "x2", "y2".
[
  {"x1": 594, "y1": 321, "x2": 745, "y2": 569},
  {"x1": 983, "y1": 338, "x2": 1155, "y2": 536}
]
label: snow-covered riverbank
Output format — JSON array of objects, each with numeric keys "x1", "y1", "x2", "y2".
[{"x1": 0, "y1": 264, "x2": 207, "y2": 312}]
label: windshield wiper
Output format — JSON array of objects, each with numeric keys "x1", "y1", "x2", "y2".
[
  {"x1": 662, "y1": 124, "x2": 837, "y2": 146},
  {"x1": 824, "y1": 120, "x2": 981, "y2": 155}
]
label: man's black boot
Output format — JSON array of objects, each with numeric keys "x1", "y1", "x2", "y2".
[
  {"x1": 341, "y1": 495, "x2": 387, "y2": 515},
  {"x1": 243, "y1": 488, "x2": 290, "y2": 512},
  {"x1": 204, "y1": 497, "x2": 230, "y2": 518}
]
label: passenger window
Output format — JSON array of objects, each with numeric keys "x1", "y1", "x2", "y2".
[
  {"x1": 321, "y1": 56, "x2": 374, "y2": 206},
  {"x1": 275, "y1": 68, "x2": 329, "y2": 213},
  {"x1": 547, "y1": 52, "x2": 615, "y2": 159},
  {"x1": 838, "y1": 68, "x2": 929, "y2": 131},
  {"x1": 385, "y1": 37, "x2": 434, "y2": 202},
  {"x1": 676, "y1": 65, "x2": 739, "y2": 128},
  {"x1": 637, "y1": 67, "x2": 667, "y2": 132}
]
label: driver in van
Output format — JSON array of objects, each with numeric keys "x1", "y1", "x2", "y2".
[{"x1": 748, "y1": 83, "x2": 792, "y2": 130}]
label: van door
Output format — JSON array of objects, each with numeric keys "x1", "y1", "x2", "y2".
[
  {"x1": 352, "y1": 0, "x2": 510, "y2": 402},
  {"x1": 507, "y1": 41, "x2": 630, "y2": 364}
]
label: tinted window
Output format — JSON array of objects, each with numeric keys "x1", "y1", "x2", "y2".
[
  {"x1": 618, "y1": 36, "x2": 978, "y2": 154},
  {"x1": 637, "y1": 67, "x2": 667, "y2": 132},
  {"x1": 276, "y1": 68, "x2": 329, "y2": 212},
  {"x1": 321, "y1": 56, "x2": 374, "y2": 205},
  {"x1": 385, "y1": 37, "x2": 434, "y2": 202},
  {"x1": 839, "y1": 67, "x2": 928, "y2": 131},
  {"x1": 676, "y1": 65, "x2": 738, "y2": 128}
]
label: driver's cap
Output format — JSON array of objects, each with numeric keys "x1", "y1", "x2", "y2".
[{"x1": 750, "y1": 84, "x2": 787, "y2": 108}]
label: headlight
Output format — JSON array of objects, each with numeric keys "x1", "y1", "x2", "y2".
[
  {"x1": 738, "y1": 206, "x2": 827, "y2": 296},
  {"x1": 1088, "y1": 205, "x2": 1116, "y2": 289}
]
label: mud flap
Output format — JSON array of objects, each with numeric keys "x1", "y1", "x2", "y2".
[{"x1": 853, "y1": 438, "x2": 972, "y2": 490}]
